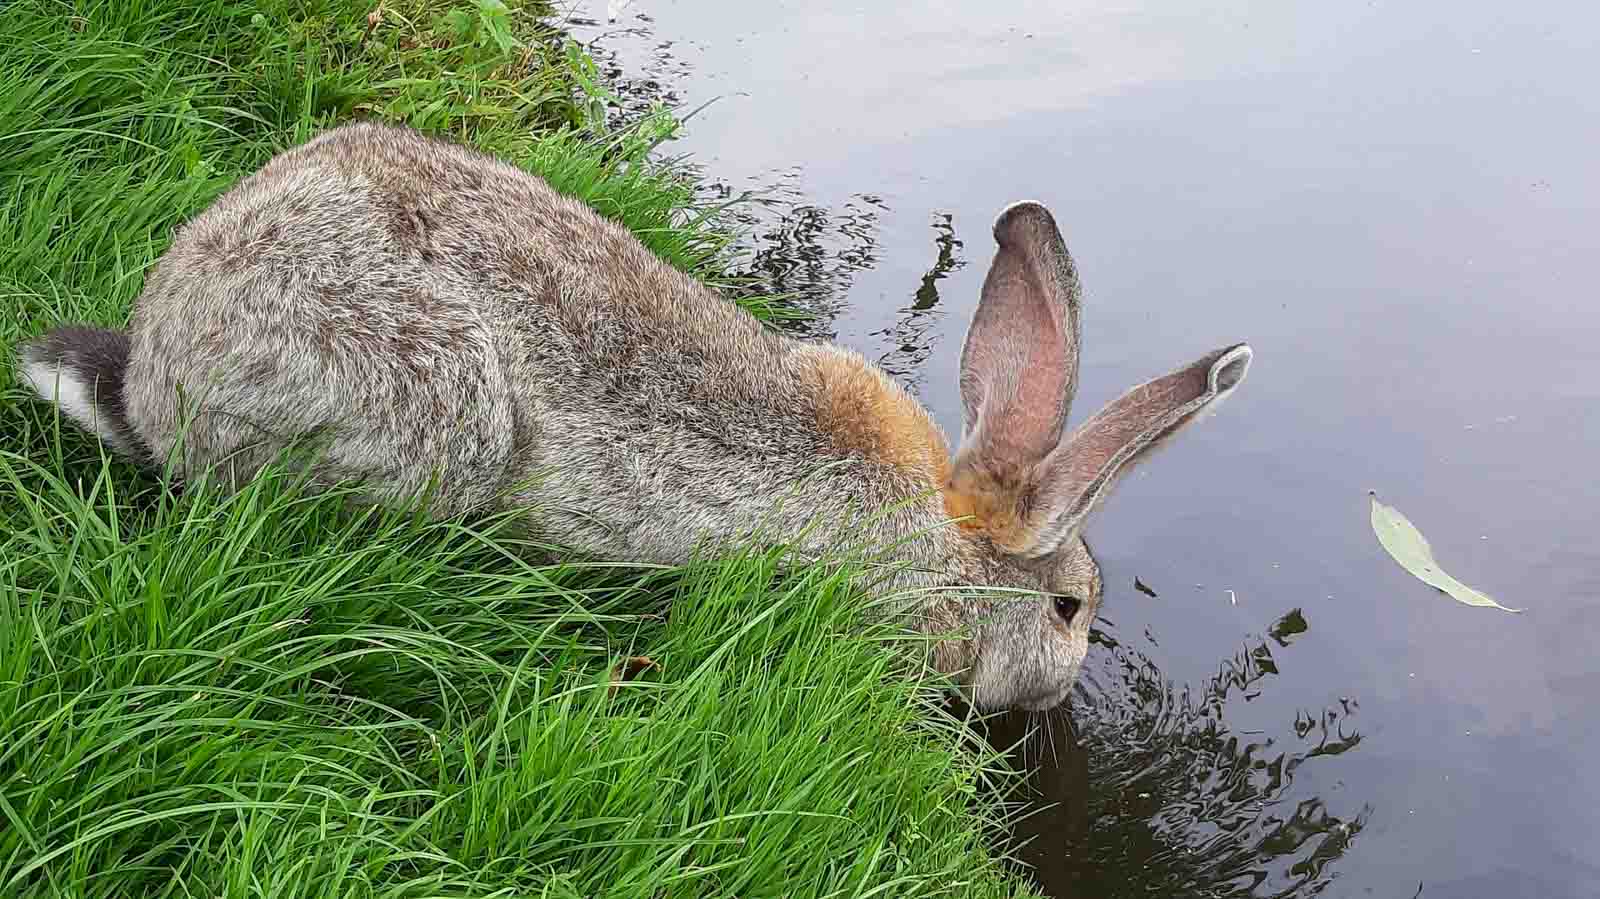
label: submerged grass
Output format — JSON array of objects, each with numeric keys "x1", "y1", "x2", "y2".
[{"x1": 0, "y1": 0, "x2": 1039, "y2": 895}]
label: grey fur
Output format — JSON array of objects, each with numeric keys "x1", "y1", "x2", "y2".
[{"x1": 15, "y1": 121, "x2": 1253, "y2": 711}]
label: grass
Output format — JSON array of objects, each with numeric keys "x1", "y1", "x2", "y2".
[{"x1": 0, "y1": 0, "x2": 1041, "y2": 896}]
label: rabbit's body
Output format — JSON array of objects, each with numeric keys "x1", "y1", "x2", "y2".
[
  {"x1": 20, "y1": 121, "x2": 1252, "y2": 710},
  {"x1": 115, "y1": 122, "x2": 950, "y2": 569}
]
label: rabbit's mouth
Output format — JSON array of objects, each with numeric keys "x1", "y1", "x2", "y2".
[
  {"x1": 961, "y1": 661, "x2": 1078, "y2": 712},
  {"x1": 1014, "y1": 683, "x2": 1073, "y2": 712},
  {"x1": 946, "y1": 678, "x2": 1068, "y2": 713},
  {"x1": 959, "y1": 678, "x2": 1072, "y2": 712}
]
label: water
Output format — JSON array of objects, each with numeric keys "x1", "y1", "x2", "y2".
[{"x1": 565, "y1": 1, "x2": 1600, "y2": 894}]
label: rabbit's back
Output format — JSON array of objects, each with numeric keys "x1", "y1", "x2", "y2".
[{"x1": 125, "y1": 122, "x2": 951, "y2": 562}]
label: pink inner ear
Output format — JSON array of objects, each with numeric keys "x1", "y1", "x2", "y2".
[{"x1": 956, "y1": 202, "x2": 1082, "y2": 479}]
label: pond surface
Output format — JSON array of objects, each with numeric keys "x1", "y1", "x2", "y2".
[{"x1": 567, "y1": 1, "x2": 1600, "y2": 895}]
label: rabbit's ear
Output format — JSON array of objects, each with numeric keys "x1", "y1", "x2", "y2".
[
  {"x1": 947, "y1": 343, "x2": 1252, "y2": 558},
  {"x1": 954, "y1": 201, "x2": 1083, "y2": 474}
]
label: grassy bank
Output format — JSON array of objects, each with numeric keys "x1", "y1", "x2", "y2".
[{"x1": 0, "y1": 1, "x2": 1039, "y2": 896}]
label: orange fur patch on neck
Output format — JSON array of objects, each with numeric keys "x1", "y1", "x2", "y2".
[
  {"x1": 941, "y1": 465, "x2": 1031, "y2": 552},
  {"x1": 804, "y1": 345, "x2": 951, "y2": 485}
]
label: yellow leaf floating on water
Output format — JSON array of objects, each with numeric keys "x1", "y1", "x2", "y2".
[{"x1": 1369, "y1": 492, "x2": 1521, "y2": 613}]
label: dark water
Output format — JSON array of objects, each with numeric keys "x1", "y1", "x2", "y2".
[{"x1": 566, "y1": 1, "x2": 1600, "y2": 895}]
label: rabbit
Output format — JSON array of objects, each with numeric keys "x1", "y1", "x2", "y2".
[{"x1": 16, "y1": 120, "x2": 1251, "y2": 711}]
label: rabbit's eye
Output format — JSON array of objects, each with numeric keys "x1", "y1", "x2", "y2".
[{"x1": 1052, "y1": 595, "x2": 1083, "y2": 625}]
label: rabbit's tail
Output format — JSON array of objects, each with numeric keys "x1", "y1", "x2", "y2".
[{"x1": 16, "y1": 325, "x2": 146, "y2": 460}]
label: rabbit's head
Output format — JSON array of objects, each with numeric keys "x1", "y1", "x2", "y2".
[{"x1": 929, "y1": 201, "x2": 1251, "y2": 711}]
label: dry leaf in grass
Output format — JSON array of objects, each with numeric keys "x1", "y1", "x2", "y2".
[{"x1": 609, "y1": 655, "x2": 660, "y2": 694}]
